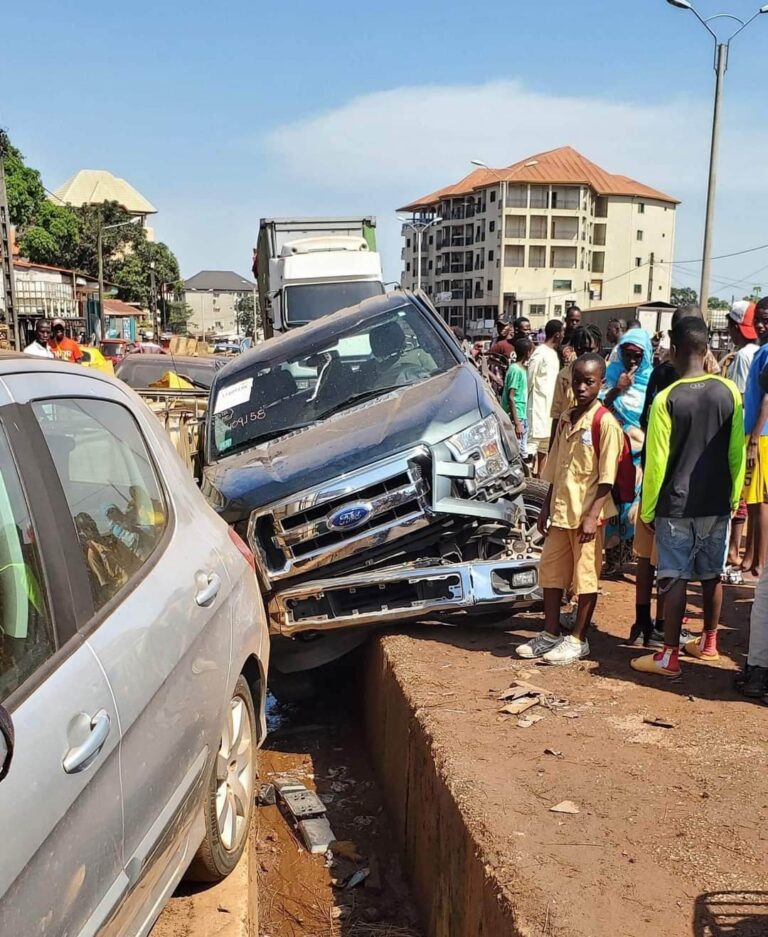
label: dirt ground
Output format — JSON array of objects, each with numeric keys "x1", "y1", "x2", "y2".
[
  {"x1": 255, "y1": 695, "x2": 421, "y2": 937},
  {"x1": 379, "y1": 576, "x2": 768, "y2": 937}
]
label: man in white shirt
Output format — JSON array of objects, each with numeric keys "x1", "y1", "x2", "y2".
[
  {"x1": 23, "y1": 320, "x2": 55, "y2": 358},
  {"x1": 726, "y1": 301, "x2": 758, "y2": 393},
  {"x1": 527, "y1": 319, "x2": 563, "y2": 475}
]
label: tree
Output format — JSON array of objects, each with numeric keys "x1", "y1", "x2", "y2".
[
  {"x1": 234, "y1": 293, "x2": 259, "y2": 337},
  {"x1": 1, "y1": 131, "x2": 184, "y2": 311},
  {"x1": 670, "y1": 287, "x2": 698, "y2": 308},
  {"x1": 165, "y1": 301, "x2": 192, "y2": 334},
  {"x1": 1, "y1": 132, "x2": 46, "y2": 228},
  {"x1": 707, "y1": 296, "x2": 730, "y2": 312},
  {"x1": 744, "y1": 285, "x2": 763, "y2": 303}
]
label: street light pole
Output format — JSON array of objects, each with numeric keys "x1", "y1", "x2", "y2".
[
  {"x1": 700, "y1": 41, "x2": 727, "y2": 321},
  {"x1": 471, "y1": 160, "x2": 508, "y2": 321},
  {"x1": 396, "y1": 216, "x2": 442, "y2": 293},
  {"x1": 666, "y1": 1, "x2": 768, "y2": 319}
]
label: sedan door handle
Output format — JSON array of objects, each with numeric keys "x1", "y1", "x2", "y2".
[
  {"x1": 195, "y1": 572, "x2": 222, "y2": 607},
  {"x1": 63, "y1": 710, "x2": 111, "y2": 774}
]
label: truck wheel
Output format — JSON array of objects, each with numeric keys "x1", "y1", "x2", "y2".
[
  {"x1": 187, "y1": 675, "x2": 257, "y2": 882},
  {"x1": 521, "y1": 478, "x2": 548, "y2": 559}
]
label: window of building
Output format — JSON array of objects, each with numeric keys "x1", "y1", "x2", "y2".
[
  {"x1": 428, "y1": 235, "x2": 433, "y2": 245},
  {"x1": 638, "y1": 203, "x2": 645, "y2": 214},
  {"x1": 32, "y1": 399, "x2": 168, "y2": 614},
  {"x1": 488, "y1": 250, "x2": 494, "y2": 262},
  {"x1": 529, "y1": 304, "x2": 546, "y2": 316},
  {"x1": 406, "y1": 238, "x2": 411, "y2": 248},
  {"x1": 406, "y1": 262, "x2": 411, "y2": 272},
  {"x1": 634, "y1": 284, "x2": 643, "y2": 295},
  {"x1": 487, "y1": 279, "x2": 493, "y2": 291},
  {"x1": 530, "y1": 186, "x2": 548, "y2": 209},
  {"x1": 428, "y1": 260, "x2": 433, "y2": 270},
  {"x1": 529, "y1": 216, "x2": 548, "y2": 239},
  {"x1": 490, "y1": 190, "x2": 496, "y2": 202},
  {"x1": 504, "y1": 245, "x2": 524, "y2": 267},
  {"x1": 489, "y1": 221, "x2": 496, "y2": 233},
  {"x1": 636, "y1": 257, "x2": 642, "y2": 267},
  {"x1": 506, "y1": 216, "x2": 526, "y2": 238},
  {"x1": 0, "y1": 429, "x2": 54, "y2": 703},
  {"x1": 637, "y1": 230, "x2": 644, "y2": 241},
  {"x1": 554, "y1": 304, "x2": 563, "y2": 316},
  {"x1": 529, "y1": 245, "x2": 546, "y2": 268},
  {"x1": 553, "y1": 279, "x2": 573, "y2": 291}
]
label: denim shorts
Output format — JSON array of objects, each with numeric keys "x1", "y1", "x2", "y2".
[{"x1": 655, "y1": 516, "x2": 729, "y2": 582}]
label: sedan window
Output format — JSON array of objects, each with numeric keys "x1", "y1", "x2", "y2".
[
  {"x1": 0, "y1": 430, "x2": 54, "y2": 703},
  {"x1": 31, "y1": 399, "x2": 167, "y2": 613}
]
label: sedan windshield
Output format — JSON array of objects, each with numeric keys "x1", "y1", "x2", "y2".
[{"x1": 210, "y1": 303, "x2": 456, "y2": 459}]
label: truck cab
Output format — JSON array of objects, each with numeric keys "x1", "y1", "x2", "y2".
[{"x1": 255, "y1": 218, "x2": 385, "y2": 338}]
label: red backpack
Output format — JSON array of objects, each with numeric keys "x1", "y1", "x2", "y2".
[{"x1": 591, "y1": 405, "x2": 637, "y2": 504}]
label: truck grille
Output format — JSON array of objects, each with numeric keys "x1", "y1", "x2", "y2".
[{"x1": 248, "y1": 449, "x2": 431, "y2": 583}]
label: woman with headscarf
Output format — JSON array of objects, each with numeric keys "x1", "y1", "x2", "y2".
[{"x1": 601, "y1": 328, "x2": 654, "y2": 570}]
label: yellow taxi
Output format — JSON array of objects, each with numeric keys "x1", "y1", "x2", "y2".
[{"x1": 79, "y1": 345, "x2": 115, "y2": 376}]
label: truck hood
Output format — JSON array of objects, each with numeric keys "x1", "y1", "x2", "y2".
[{"x1": 203, "y1": 364, "x2": 485, "y2": 520}]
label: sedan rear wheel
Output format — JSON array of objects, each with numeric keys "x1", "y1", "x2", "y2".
[{"x1": 187, "y1": 675, "x2": 257, "y2": 882}]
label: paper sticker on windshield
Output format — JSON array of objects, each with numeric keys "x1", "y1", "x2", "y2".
[{"x1": 214, "y1": 378, "x2": 253, "y2": 414}]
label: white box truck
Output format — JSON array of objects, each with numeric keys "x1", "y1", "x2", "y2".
[{"x1": 254, "y1": 217, "x2": 385, "y2": 338}]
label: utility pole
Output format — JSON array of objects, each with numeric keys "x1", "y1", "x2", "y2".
[
  {"x1": 647, "y1": 251, "x2": 655, "y2": 302},
  {"x1": 0, "y1": 136, "x2": 21, "y2": 350},
  {"x1": 97, "y1": 217, "x2": 106, "y2": 341}
]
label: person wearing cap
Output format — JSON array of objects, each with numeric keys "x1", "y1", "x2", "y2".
[
  {"x1": 48, "y1": 318, "x2": 84, "y2": 363},
  {"x1": 722, "y1": 302, "x2": 758, "y2": 580},
  {"x1": 726, "y1": 301, "x2": 758, "y2": 393}
]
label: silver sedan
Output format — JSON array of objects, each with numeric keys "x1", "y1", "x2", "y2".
[{"x1": 0, "y1": 356, "x2": 269, "y2": 936}]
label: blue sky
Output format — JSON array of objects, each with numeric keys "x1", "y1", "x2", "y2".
[{"x1": 3, "y1": 0, "x2": 768, "y2": 300}]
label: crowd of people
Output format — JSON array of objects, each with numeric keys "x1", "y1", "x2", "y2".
[{"x1": 481, "y1": 301, "x2": 768, "y2": 702}]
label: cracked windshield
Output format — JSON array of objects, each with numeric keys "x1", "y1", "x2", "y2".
[{"x1": 211, "y1": 304, "x2": 456, "y2": 456}]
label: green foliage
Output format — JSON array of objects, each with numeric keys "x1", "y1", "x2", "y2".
[
  {"x1": 2, "y1": 131, "x2": 183, "y2": 314},
  {"x1": 744, "y1": 285, "x2": 763, "y2": 303},
  {"x1": 1, "y1": 137, "x2": 46, "y2": 228},
  {"x1": 670, "y1": 287, "x2": 698, "y2": 308},
  {"x1": 165, "y1": 301, "x2": 191, "y2": 334},
  {"x1": 234, "y1": 292, "x2": 257, "y2": 336},
  {"x1": 707, "y1": 296, "x2": 730, "y2": 312}
]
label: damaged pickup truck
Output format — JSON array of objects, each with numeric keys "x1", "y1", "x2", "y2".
[{"x1": 202, "y1": 291, "x2": 544, "y2": 696}]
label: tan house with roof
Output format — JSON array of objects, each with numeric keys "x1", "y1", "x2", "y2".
[{"x1": 398, "y1": 146, "x2": 679, "y2": 335}]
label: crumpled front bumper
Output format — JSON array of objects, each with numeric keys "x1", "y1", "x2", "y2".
[{"x1": 268, "y1": 557, "x2": 538, "y2": 636}]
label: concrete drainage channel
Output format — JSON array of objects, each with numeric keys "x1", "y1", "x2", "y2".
[{"x1": 155, "y1": 630, "x2": 512, "y2": 937}]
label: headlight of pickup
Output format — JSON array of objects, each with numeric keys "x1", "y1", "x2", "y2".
[{"x1": 445, "y1": 415, "x2": 509, "y2": 488}]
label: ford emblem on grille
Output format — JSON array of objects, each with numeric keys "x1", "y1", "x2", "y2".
[{"x1": 327, "y1": 502, "x2": 373, "y2": 531}]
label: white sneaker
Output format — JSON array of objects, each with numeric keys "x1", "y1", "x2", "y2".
[
  {"x1": 516, "y1": 632, "x2": 561, "y2": 659},
  {"x1": 542, "y1": 634, "x2": 590, "y2": 665}
]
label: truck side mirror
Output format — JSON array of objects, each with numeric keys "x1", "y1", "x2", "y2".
[{"x1": 0, "y1": 704, "x2": 14, "y2": 781}]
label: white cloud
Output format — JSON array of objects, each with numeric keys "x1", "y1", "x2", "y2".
[
  {"x1": 258, "y1": 80, "x2": 768, "y2": 293},
  {"x1": 265, "y1": 80, "x2": 712, "y2": 197}
]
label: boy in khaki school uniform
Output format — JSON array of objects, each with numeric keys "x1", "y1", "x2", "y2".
[{"x1": 517, "y1": 353, "x2": 623, "y2": 665}]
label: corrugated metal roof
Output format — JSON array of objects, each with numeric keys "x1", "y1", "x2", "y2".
[
  {"x1": 398, "y1": 146, "x2": 679, "y2": 211},
  {"x1": 184, "y1": 270, "x2": 256, "y2": 291},
  {"x1": 52, "y1": 170, "x2": 156, "y2": 214}
]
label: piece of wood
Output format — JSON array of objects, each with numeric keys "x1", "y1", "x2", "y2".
[{"x1": 499, "y1": 697, "x2": 540, "y2": 716}]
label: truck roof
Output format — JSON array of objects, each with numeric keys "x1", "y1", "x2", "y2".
[{"x1": 259, "y1": 217, "x2": 377, "y2": 227}]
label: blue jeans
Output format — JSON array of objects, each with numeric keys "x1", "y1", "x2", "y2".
[{"x1": 655, "y1": 516, "x2": 729, "y2": 582}]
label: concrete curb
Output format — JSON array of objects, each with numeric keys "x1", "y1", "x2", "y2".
[
  {"x1": 363, "y1": 635, "x2": 530, "y2": 937},
  {"x1": 151, "y1": 829, "x2": 257, "y2": 937}
]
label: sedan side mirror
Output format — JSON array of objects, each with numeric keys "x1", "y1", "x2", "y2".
[{"x1": 0, "y1": 705, "x2": 14, "y2": 781}]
